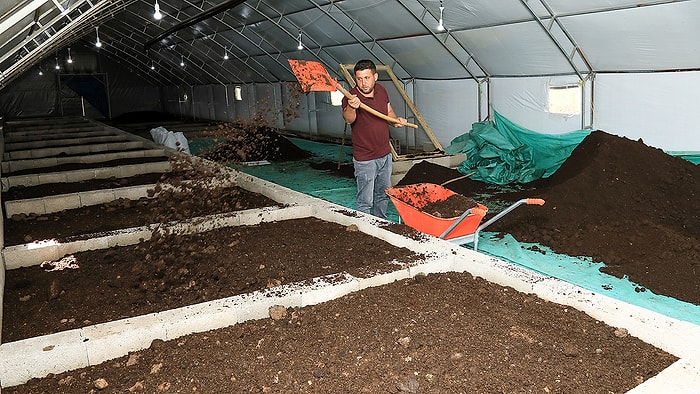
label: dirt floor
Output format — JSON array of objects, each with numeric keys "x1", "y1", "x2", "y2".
[{"x1": 2, "y1": 128, "x2": 694, "y2": 393}]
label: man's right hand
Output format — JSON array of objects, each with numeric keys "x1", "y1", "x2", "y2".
[{"x1": 347, "y1": 95, "x2": 361, "y2": 109}]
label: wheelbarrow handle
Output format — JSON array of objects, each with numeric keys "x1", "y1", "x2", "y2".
[
  {"x1": 439, "y1": 207, "x2": 487, "y2": 240},
  {"x1": 526, "y1": 198, "x2": 545, "y2": 205}
]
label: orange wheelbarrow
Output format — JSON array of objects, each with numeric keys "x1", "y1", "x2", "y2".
[{"x1": 386, "y1": 183, "x2": 544, "y2": 250}]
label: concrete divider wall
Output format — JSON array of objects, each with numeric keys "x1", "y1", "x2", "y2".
[{"x1": 1, "y1": 148, "x2": 166, "y2": 173}]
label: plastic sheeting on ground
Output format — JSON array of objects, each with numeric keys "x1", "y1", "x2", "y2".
[
  {"x1": 666, "y1": 151, "x2": 700, "y2": 165},
  {"x1": 445, "y1": 111, "x2": 591, "y2": 185},
  {"x1": 474, "y1": 232, "x2": 700, "y2": 327}
]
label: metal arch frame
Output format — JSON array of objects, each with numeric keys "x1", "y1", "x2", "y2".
[
  {"x1": 103, "y1": 5, "x2": 220, "y2": 86},
  {"x1": 401, "y1": 0, "x2": 490, "y2": 82},
  {"x1": 145, "y1": 0, "x2": 305, "y2": 84},
  {"x1": 3, "y1": 0, "x2": 697, "y2": 94},
  {"x1": 519, "y1": 0, "x2": 594, "y2": 130},
  {"x1": 140, "y1": 0, "x2": 279, "y2": 84},
  {"x1": 305, "y1": 0, "x2": 412, "y2": 81},
  {"x1": 0, "y1": 0, "x2": 130, "y2": 88},
  {"x1": 517, "y1": 0, "x2": 592, "y2": 82},
  {"x1": 397, "y1": 0, "x2": 492, "y2": 121}
]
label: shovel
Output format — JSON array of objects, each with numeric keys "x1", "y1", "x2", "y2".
[{"x1": 288, "y1": 59, "x2": 419, "y2": 129}]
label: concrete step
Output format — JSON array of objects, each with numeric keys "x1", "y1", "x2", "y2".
[
  {"x1": 5, "y1": 135, "x2": 129, "y2": 151},
  {"x1": 1, "y1": 161, "x2": 172, "y2": 191},
  {"x1": 1, "y1": 148, "x2": 166, "y2": 173},
  {"x1": 4, "y1": 128, "x2": 112, "y2": 143},
  {"x1": 4, "y1": 183, "x2": 157, "y2": 217},
  {"x1": 3, "y1": 140, "x2": 150, "y2": 160}
]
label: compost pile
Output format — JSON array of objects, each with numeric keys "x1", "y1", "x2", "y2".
[{"x1": 400, "y1": 130, "x2": 700, "y2": 305}]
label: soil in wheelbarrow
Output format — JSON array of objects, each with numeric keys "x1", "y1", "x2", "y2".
[{"x1": 398, "y1": 130, "x2": 700, "y2": 306}]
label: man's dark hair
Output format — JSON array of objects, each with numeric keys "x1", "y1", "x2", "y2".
[{"x1": 354, "y1": 59, "x2": 376, "y2": 74}]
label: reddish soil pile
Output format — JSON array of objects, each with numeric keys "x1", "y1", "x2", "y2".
[
  {"x1": 399, "y1": 130, "x2": 700, "y2": 305},
  {"x1": 200, "y1": 124, "x2": 311, "y2": 163}
]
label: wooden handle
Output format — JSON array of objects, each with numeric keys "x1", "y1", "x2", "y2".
[{"x1": 336, "y1": 84, "x2": 419, "y2": 129}]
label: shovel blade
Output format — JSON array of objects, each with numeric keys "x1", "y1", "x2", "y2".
[{"x1": 288, "y1": 59, "x2": 338, "y2": 92}]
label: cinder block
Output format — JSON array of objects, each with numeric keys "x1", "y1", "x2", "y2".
[
  {"x1": 82, "y1": 314, "x2": 166, "y2": 366},
  {"x1": 297, "y1": 273, "x2": 359, "y2": 307},
  {"x1": 4, "y1": 198, "x2": 46, "y2": 217},
  {"x1": 0, "y1": 329, "x2": 88, "y2": 388},
  {"x1": 37, "y1": 172, "x2": 69, "y2": 185},
  {"x1": 78, "y1": 189, "x2": 116, "y2": 207},
  {"x1": 234, "y1": 288, "x2": 303, "y2": 323},
  {"x1": 158, "y1": 298, "x2": 239, "y2": 341},
  {"x1": 43, "y1": 194, "x2": 81, "y2": 214},
  {"x1": 407, "y1": 254, "x2": 455, "y2": 276},
  {"x1": 355, "y1": 268, "x2": 411, "y2": 291},
  {"x1": 93, "y1": 167, "x2": 120, "y2": 179},
  {"x1": 112, "y1": 185, "x2": 152, "y2": 201}
]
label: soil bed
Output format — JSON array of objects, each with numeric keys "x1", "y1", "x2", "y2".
[
  {"x1": 4, "y1": 185, "x2": 278, "y2": 246},
  {"x1": 3, "y1": 173, "x2": 165, "y2": 200},
  {"x1": 6, "y1": 271, "x2": 677, "y2": 393},
  {"x1": 3, "y1": 217, "x2": 422, "y2": 341}
]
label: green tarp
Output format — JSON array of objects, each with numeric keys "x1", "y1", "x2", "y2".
[{"x1": 445, "y1": 111, "x2": 592, "y2": 185}]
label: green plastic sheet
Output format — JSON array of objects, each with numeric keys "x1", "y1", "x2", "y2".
[{"x1": 445, "y1": 111, "x2": 592, "y2": 185}]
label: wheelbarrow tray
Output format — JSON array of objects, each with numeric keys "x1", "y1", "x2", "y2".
[{"x1": 385, "y1": 183, "x2": 488, "y2": 240}]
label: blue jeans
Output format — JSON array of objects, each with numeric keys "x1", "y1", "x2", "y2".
[{"x1": 353, "y1": 153, "x2": 392, "y2": 220}]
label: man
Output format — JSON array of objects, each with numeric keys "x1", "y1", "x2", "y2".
[{"x1": 342, "y1": 59, "x2": 407, "y2": 219}]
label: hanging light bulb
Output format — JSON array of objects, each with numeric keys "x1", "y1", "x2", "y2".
[
  {"x1": 38, "y1": 69, "x2": 43, "y2": 76},
  {"x1": 67, "y1": 48, "x2": 73, "y2": 63},
  {"x1": 153, "y1": 0, "x2": 163, "y2": 20},
  {"x1": 297, "y1": 31, "x2": 303, "y2": 50},
  {"x1": 150, "y1": 61, "x2": 155, "y2": 70},
  {"x1": 55, "y1": 56, "x2": 60, "y2": 70},
  {"x1": 223, "y1": 46, "x2": 229, "y2": 60},
  {"x1": 180, "y1": 55, "x2": 185, "y2": 67},
  {"x1": 437, "y1": 1, "x2": 445, "y2": 31},
  {"x1": 95, "y1": 26, "x2": 102, "y2": 47}
]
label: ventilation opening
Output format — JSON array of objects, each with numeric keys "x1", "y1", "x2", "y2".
[{"x1": 548, "y1": 83, "x2": 581, "y2": 115}]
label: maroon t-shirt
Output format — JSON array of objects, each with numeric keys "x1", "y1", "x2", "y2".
[{"x1": 342, "y1": 83, "x2": 392, "y2": 161}]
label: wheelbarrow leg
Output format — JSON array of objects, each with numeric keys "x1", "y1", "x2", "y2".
[{"x1": 470, "y1": 198, "x2": 545, "y2": 250}]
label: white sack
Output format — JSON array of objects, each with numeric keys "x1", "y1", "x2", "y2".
[{"x1": 150, "y1": 126, "x2": 190, "y2": 154}]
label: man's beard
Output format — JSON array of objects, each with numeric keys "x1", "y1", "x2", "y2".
[{"x1": 359, "y1": 85, "x2": 374, "y2": 95}]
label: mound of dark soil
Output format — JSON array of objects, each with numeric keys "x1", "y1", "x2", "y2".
[
  {"x1": 400, "y1": 130, "x2": 700, "y2": 305},
  {"x1": 200, "y1": 125, "x2": 311, "y2": 163}
]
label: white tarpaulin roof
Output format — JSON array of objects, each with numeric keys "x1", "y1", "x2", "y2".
[{"x1": 1, "y1": 0, "x2": 698, "y2": 87}]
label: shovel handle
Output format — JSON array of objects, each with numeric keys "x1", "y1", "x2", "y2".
[{"x1": 336, "y1": 84, "x2": 419, "y2": 129}]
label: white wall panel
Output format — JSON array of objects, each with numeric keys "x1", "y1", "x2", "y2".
[
  {"x1": 490, "y1": 76, "x2": 587, "y2": 135},
  {"x1": 415, "y1": 79, "x2": 480, "y2": 149},
  {"x1": 594, "y1": 71, "x2": 700, "y2": 151}
]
